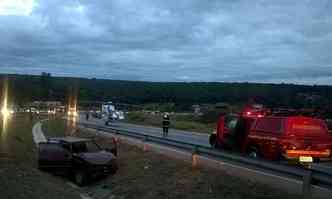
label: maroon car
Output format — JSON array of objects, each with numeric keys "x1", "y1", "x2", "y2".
[{"x1": 38, "y1": 136, "x2": 118, "y2": 186}]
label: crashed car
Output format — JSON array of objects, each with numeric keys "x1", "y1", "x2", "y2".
[{"x1": 38, "y1": 136, "x2": 118, "y2": 186}]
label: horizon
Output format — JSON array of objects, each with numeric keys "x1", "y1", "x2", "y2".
[{"x1": 1, "y1": 72, "x2": 331, "y2": 87}]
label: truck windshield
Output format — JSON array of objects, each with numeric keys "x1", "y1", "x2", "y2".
[{"x1": 72, "y1": 141, "x2": 101, "y2": 153}]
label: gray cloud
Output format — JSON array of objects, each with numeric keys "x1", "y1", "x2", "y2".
[{"x1": 1, "y1": 0, "x2": 332, "y2": 84}]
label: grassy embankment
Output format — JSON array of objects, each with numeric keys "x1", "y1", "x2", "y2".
[
  {"x1": 40, "y1": 118, "x2": 302, "y2": 199},
  {"x1": 125, "y1": 111, "x2": 216, "y2": 134},
  {"x1": 0, "y1": 114, "x2": 80, "y2": 199}
]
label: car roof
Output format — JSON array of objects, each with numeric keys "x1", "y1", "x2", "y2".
[{"x1": 48, "y1": 136, "x2": 91, "y2": 143}]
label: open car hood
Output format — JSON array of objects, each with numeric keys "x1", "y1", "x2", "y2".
[{"x1": 78, "y1": 151, "x2": 115, "y2": 165}]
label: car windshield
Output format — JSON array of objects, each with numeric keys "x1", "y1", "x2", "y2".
[{"x1": 71, "y1": 141, "x2": 101, "y2": 153}]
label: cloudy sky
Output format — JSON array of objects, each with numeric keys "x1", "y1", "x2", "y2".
[{"x1": 1, "y1": 0, "x2": 332, "y2": 84}]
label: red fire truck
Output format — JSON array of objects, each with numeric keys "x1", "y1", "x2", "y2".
[{"x1": 209, "y1": 105, "x2": 332, "y2": 163}]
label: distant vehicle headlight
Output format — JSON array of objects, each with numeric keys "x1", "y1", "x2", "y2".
[
  {"x1": 68, "y1": 111, "x2": 78, "y2": 116},
  {"x1": 1, "y1": 108, "x2": 9, "y2": 116}
]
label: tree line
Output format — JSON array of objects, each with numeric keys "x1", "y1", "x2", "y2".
[{"x1": 1, "y1": 73, "x2": 331, "y2": 110}]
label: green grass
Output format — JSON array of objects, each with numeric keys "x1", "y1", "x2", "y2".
[
  {"x1": 41, "y1": 118, "x2": 300, "y2": 199},
  {"x1": 126, "y1": 112, "x2": 216, "y2": 134},
  {"x1": 0, "y1": 114, "x2": 80, "y2": 199},
  {"x1": 40, "y1": 119, "x2": 302, "y2": 199},
  {"x1": 42, "y1": 117, "x2": 75, "y2": 137}
]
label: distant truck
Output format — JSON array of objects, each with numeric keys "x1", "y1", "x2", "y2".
[
  {"x1": 102, "y1": 102, "x2": 125, "y2": 125},
  {"x1": 210, "y1": 105, "x2": 332, "y2": 164},
  {"x1": 38, "y1": 136, "x2": 118, "y2": 186}
]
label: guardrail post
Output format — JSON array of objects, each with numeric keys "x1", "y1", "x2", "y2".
[
  {"x1": 192, "y1": 146, "x2": 198, "y2": 168},
  {"x1": 143, "y1": 135, "x2": 149, "y2": 152},
  {"x1": 302, "y1": 169, "x2": 312, "y2": 199}
]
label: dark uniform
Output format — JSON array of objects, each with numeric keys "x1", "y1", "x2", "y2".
[
  {"x1": 162, "y1": 114, "x2": 170, "y2": 137},
  {"x1": 86, "y1": 112, "x2": 90, "y2": 120}
]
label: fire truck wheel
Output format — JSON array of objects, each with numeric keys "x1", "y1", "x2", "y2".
[{"x1": 247, "y1": 147, "x2": 261, "y2": 159}]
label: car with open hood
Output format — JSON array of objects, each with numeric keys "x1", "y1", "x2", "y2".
[{"x1": 38, "y1": 136, "x2": 118, "y2": 186}]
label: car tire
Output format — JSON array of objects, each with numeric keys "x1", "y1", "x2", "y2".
[
  {"x1": 74, "y1": 171, "x2": 88, "y2": 186},
  {"x1": 209, "y1": 134, "x2": 217, "y2": 148},
  {"x1": 105, "y1": 121, "x2": 109, "y2": 126},
  {"x1": 37, "y1": 162, "x2": 43, "y2": 170}
]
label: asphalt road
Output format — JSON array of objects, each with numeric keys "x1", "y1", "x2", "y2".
[
  {"x1": 78, "y1": 115, "x2": 332, "y2": 168},
  {"x1": 77, "y1": 115, "x2": 211, "y2": 147}
]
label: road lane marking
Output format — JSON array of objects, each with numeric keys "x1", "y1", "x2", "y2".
[{"x1": 32, "y1": 122, "x2": 47, "y2": 145}]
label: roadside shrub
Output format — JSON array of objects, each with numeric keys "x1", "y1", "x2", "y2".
[
  {"x1": 127, "y1": 112, "x2": 146, "y2": 122},
  {"x1": 199, "y1": 110, "x2": 220, "y2": 123}
]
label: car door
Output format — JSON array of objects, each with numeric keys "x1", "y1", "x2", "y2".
[
  {"x1": 250, "y1": 118, "x2": 283, "y2": 160},
  {"x1": 38, "y1": 143, "x2": 71, "y2": 172}
]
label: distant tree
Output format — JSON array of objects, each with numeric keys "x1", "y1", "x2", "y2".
[
  {"x1": 40, "y1": 72, "x2": 52, "y2": 100},
  {"x1": 1, "y1": 74, "x2": 332, "y2": 109}
]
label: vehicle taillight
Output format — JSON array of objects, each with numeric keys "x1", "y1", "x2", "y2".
[{"x1": 281, "y1": 142, "x2": 297, "y2": 150}]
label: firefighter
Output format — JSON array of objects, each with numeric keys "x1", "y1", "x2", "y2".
[
  {"x1": 86, "y1": 111, "x2": 90, "y2": 120},
  {"x1": 162, "y1": 113, "x2": 170, "y2": 137}
]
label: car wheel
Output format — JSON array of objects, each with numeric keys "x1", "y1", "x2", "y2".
[
  {"x1": 37, "y1": 163, "x2": 43, "y2": 170},
  {"x1": 74, "y1": 171, "x2": 88, "y2": 186},
  {"x1": 209, "y1": 134, "x2": 217, "y2": 148},
  {"x1": 105, "y1": 121, "x2": 109, "y2": 126}
]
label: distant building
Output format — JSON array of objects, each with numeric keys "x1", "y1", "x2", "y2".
[{"x1": 30, "y1": 101, "x2": 62, "y2": 107}]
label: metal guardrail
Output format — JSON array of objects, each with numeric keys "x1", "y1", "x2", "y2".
[{"x1": 77, "y1": 121, "x2": 332, "y2": 197}]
